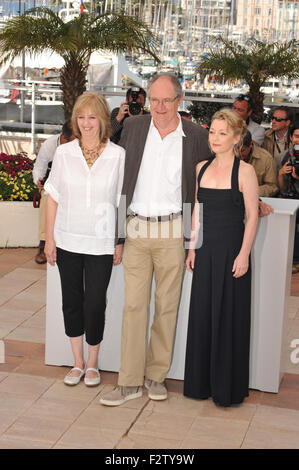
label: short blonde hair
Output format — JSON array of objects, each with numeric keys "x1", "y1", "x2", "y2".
[
  {"x1": 71, "y1": 92, "x2": 112, "y2": 142},
  {"x1": 211, "y1": 108, "x2": 247, "y2": 155}
]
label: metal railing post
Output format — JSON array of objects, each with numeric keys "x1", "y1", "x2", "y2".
[{"x1": 31, "y1": 82, "x2": 36, "y2": 155}]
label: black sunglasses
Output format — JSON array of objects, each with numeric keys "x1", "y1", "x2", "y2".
[
  {"x1": 237, "y1": 94, "x2": 251, "y2": 103},
  {"x1": 272, "y1": 116, "x2": 288, "y2": 122}
]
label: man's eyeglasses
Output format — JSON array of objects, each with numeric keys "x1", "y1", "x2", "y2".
[
  {"x1": 149, "y1": 96, "x2": 179, "y2": 106},
  {"x1": 272, "y1": 116, "x2": 288, "y2": 122}
]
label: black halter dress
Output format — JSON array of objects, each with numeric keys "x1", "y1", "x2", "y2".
[{"x1": 184, "y1": 156, "x2": 251, "y2": 407}]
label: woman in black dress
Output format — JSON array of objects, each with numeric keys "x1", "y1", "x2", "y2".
[{"x1": 184, "y1": 109, "x2": 259, "y2": 407}]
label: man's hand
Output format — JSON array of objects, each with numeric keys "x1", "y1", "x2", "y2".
[
  {"x1": 116, "y1": 101, "x2": 129, "y2": 123},
  {"x1": 37, "y1": 177, "x2": 44, "y2": 191},
  {"x1": 258, "y1": 200, "x2": 274, "y2": 218}
]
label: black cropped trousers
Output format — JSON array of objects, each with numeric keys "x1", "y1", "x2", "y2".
[{"x1": 56, "y1": 247, "x2": 113, "y2": 346}]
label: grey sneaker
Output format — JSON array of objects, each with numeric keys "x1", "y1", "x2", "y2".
[
  {"x1": 144, "y1": 378, "x2": 168, "y2": 400},
  {"x1": 99, "y1": 386, "x2": 142, "y2": 406}
]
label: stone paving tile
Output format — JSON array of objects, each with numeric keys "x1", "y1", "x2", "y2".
[
  {"x1": 3, "y1": 267, "x2": 45, "y2": 282},
  {"x1": 0, "y1": 373, "x2": 55, "y2": 399},
  {"x1": 242, "y1": 405, "x2": 299, "y2": 449},
  {"x1": 129, "y1": 409, "x2": 195, "y2": 442},
  {"x1": 42, "y1": 379, "x2": 103, "y2": 404},
  {"x1": 74, "y1": 401, "x2": 143, "y2": 432},
  {"x1": 116, "y1": 434, "x2": 182, "y2": 450},
  {"x1": 180, "y1": 414, "x2": 250, "y2": 449},
  {"x1": 0, "y1": 436, "x2": 52, "y2": 449},
  {"x1": 54, "y1": 425, "x2": 124, "y2": 449},
  {"x1": 5, "y1": 326, "x2": 45, "y2": 343},
  {"x1": 23, "y1": 395, "x2": 88, "y2": 423},
  {"x1": 260, "y1": 373, "x2": 299, "y2": 411},
  {"x1": 3, "y1": 415, "x2": 71, "y2": 445},
  {"x1": 15, "y1": 357, "x2": 68, "y2": 379},
  {"x1": 0, "y1": 372, "x2": 8, "y2": 383},
  {"x1": 4, "y1": 339, "x2": 44, "y2": 359}
]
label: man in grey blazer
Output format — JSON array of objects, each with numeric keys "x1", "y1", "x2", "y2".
[{"x1": 100, "y1": 73, "x2": 211, "y2": 407}]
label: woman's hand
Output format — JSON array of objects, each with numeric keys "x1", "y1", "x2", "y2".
[
  {"x1": 45, "y1": 239, "x2": 56, "y2": 266},
  {"x1": 232, "y1": 252, "x2": 249, "y2": 278},
  {"x1": 113, "y1": 244, "x2": 123, "y2": 265},
  {"x1": 186, "y1": 249, "x2": 196, "y2": 273},
  {"x1": 37, "y1": 177, "x2": 44, "y2": 191}
]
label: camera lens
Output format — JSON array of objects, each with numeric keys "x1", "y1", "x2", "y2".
[{"x1": 129, "y1": 102, "x2": 142, "y2": 115}]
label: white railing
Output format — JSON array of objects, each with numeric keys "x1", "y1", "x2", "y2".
[{"x1": 0, "y1": 78, "x2": 298, "y2": 154}]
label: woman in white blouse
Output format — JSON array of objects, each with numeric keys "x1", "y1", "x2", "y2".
[{"x1": 44, "y1": 92, "x2": 125, "y2": 387}]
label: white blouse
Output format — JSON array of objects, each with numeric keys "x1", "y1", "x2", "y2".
[{"x1": 44, "y1": 139, "x2": 125, "y2": 255}]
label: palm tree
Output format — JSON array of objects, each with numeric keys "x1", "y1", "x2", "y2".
[
  {"x1": 198, "y1": 37, "x2": 299, "y2": 123},
  {"x1": 0, "y1": 7, "x2": 159, "y2": 121}
]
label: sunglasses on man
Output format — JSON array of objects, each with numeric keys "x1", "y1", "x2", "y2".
[
  {"x1": 272, "y1": 116, "x2": 288, "y2": 122},
  {"x1": 237, "y1": 94, "x2": 251, "y2": 103}
]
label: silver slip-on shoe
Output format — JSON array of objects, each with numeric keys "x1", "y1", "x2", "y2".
[{"x1": 64, "y1": 367, "x2": 85, "y2": 386}]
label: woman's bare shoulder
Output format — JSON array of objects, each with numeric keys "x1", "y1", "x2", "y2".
[{"x1": 239, "y1": 159, "x2": 256, "y2": 178}]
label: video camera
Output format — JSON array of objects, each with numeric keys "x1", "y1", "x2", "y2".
[{"x1": 128, "y1": 87, "x2": 143, "y2": 116}]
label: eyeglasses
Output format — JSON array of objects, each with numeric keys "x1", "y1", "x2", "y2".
[
  {"x1": 149, "y1": 96, "x2": 179, "y2": 106},
  {"x1": 272, "y1": 116, "x2": 288, "y2": 122}
]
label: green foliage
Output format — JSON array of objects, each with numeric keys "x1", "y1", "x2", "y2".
[
  {"x1": 0, "y1": 7, "x2": 159, "y2": 120},
  {"x1": 187, "y1": 101, "x2": 223, "y2": 127},
  {"x1": 0, "y1": 7, "x2": 159, "y2": 65},
  {"x1": 198, "y1": 38, "x2": 299, "y2": 123},
  {"x1": 199, "y1": 38, "x2": 299, "y2": 91}
]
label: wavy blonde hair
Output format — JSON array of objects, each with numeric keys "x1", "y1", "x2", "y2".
[
  {"x1": 210, "y1": 108, "x2": 247, "y2": 156},
  {"x1": 71, "y1": 92, "x2": 112, "y2": 142}
]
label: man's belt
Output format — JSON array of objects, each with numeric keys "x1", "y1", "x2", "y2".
[{"x1": 132, "y1": 211, "x2": 182, "y2": 223}]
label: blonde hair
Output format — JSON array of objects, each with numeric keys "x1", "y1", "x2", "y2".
[
  {"x1": 71, "y1": 92, "x2": 112, "y2": 142},
  {"x1": 210, "y1": 108, "x2": 247, "y2": 155}
]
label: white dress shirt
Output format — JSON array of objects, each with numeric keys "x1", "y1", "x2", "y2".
[
  {"x1": 129, "y1": 116, "x2": 184, "y2": 217},
  {"x1": 44, "y1": 139, "x2": 125, "y2": 255},
  {"x1": 247, "y1": 118, "x2": 265, "y2": 147},
  {"x1": 32, "y1": 134, "x2": 60, "y2": 184}
]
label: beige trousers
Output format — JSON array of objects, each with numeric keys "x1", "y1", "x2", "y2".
[
  {"x1": 118, "y1": 216, "x2": 185, "y2": 386},
  {"x1": 39, "y1": 189, "x2": 48, "y2": 241}
]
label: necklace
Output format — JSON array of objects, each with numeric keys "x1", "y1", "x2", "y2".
[{"x1": 79, "y1": 140, "x2": 104, "y2": 166}]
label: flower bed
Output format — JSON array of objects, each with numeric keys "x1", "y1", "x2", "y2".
[
  {"x1": 0, "y1": 152, "x2": 39, "y2": 247},
  {"x1": 0, "y1": 152, "x2": 36, "y2": 201}
]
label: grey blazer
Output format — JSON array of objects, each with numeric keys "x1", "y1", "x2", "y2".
[
  {"x1": 118, "y1": 114, "x2": 211, "y2": 213},
  {"x1": 116, "y1": 114, "x2": 211, "y2": 241}
]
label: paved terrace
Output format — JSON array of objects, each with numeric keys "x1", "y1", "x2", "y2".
[{"x1": 0, "y1": 247, "x2": 299, "y2": 449}]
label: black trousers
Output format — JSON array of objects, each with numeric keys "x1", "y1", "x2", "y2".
[{"x1": 56, "y1": 248, "x2": 113, "y2": 346}]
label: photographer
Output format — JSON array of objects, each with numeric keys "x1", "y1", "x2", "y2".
[
  {"x1": 278, "y1": 122, "x2": 299, "y2": 272},
  {"x1": 110, "y1": 87, "x2": 148, "y2": 144},
  {"x1": 239, "y1": 130, "x2": 278, "y2": 197},
  {"x1": 32, "y1": 122, "x2": 75, "y2": 264}
]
